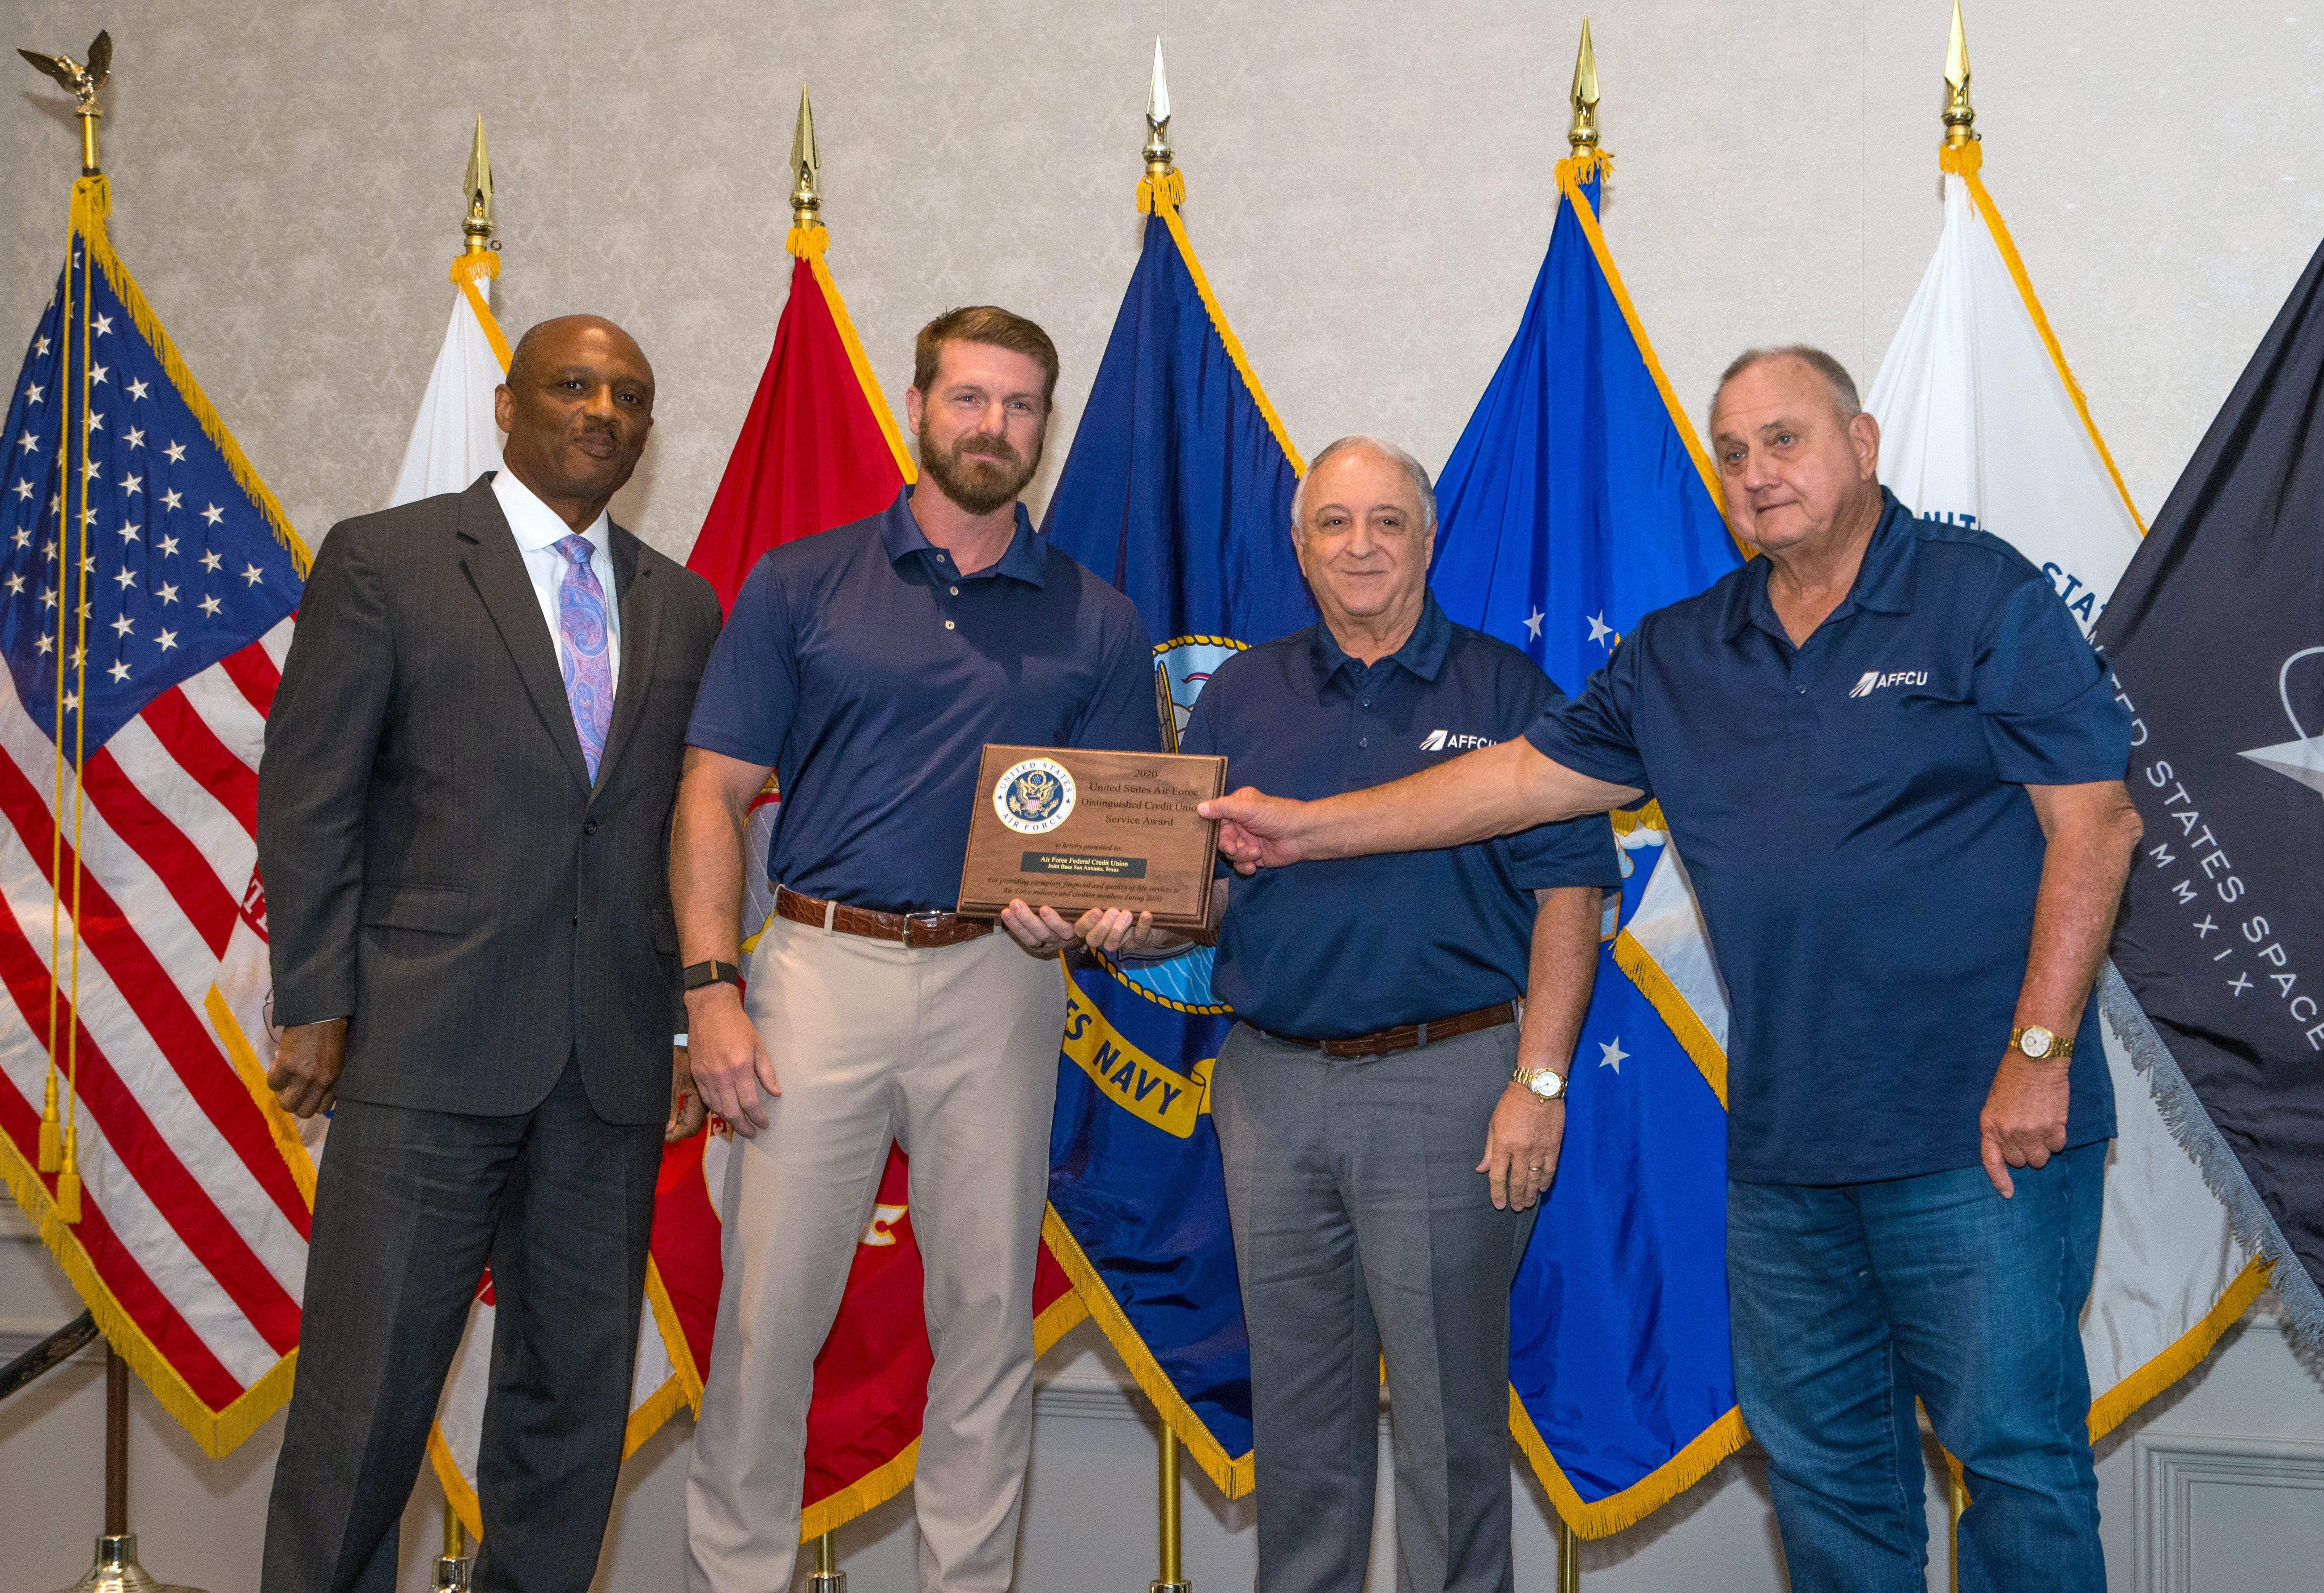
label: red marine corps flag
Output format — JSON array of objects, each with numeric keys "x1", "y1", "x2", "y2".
[{"x1": 647, "y1": 89, "x2": 1085, "y2": 1535}]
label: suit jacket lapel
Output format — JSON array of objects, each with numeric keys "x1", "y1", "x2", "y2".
[
  {"x1": 455, "y1": 478, "x2": 593, "y2": 792},
  {"x1": 594, "y1": 523, "x2": 657, "y2": 796}
]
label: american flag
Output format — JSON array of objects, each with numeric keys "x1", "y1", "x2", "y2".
[{"x1": 0, "y1": 177, "x2": 312, "y2": 1454}]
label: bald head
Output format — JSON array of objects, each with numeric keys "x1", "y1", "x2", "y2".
[
  {"x1": 506, "y1": 314, "x2": 651, "y2": 393},
  {"x1": 494, "y1": 315, "x2": 657, "y2": 529},
  {"x1": 1711, "y1": 345, "x2": 1861, "y2": 430}
]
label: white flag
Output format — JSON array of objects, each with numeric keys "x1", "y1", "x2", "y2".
[
  {"x1": 387, "y1": 256, "x2": 507, "y2": 509},
  {"x1": 1867, "y1": 145, "x2": 2269, "y2": 1437}
]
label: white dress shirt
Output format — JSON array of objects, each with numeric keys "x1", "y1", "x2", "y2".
[{"x1": 492, "y1": 468, "x2": 621, "y2": 686}]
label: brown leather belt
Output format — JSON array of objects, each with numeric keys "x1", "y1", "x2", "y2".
[
  {"x1": 1270, "y1": 1001, "x2": 1517, "y2": 1060},
  {"x1": 773, "y1": 886, "x2": 994, "y2": 950}
]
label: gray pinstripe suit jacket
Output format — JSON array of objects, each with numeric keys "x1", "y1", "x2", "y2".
[{"x1": 257, "y1": 473, "x2": 722, "y2": 1125}]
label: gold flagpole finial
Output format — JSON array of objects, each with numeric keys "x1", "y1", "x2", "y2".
[
  {"x1": 17, "y1": 29, "x2": 110, "y2": 175},
  {"x1": 1942, "y1": 0, "x2": 1976, "y2": 147},
  {"x1": 789, "y1": 86, "x2": 822, "y2": 233},
  {"x1": 1568, "y1": 17, "x2": 1600, "y2": 153},
  {"x1": 462, "y1": 115, "x2": 495, "y2": 254},
  {"x1": 1143, "y1": 37, "x2": 1175, "y2": 181}
]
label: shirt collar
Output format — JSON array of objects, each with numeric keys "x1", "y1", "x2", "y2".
[
  {"x1": 1309, "y1": 591, "x2": 1452, "y2": 688},
  {"x1": 1720, "y1": 486, "x2": 1919, "y2": 642},
  {"x1": 491, "y1": 468, "x2": 611, "y2": 555},
  {"x1": 877, "y1": 486, "x2": 1048, "y2": 588}
]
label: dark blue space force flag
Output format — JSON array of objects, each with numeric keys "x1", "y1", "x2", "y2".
[{"x1": 2097, "y1": 232, "x2": 2324, "y2": 1340}]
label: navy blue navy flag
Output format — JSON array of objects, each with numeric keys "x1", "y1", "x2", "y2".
[
  {"x1": 2097, "y1": 228, "x2": 2324, "y2": 1344},
  {"x1": 1428, "y1": 149, "x2": 1748, "y2": 1533},
  {"x1": 1038, "y1": 162, "x2": 1308, "y2": 1495}
]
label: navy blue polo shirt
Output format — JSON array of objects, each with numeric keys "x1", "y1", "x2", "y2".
[
  {"x1": 686, "y1": 487, "x2": 1160, "y2": 912},
  {"x1": 1525, "y1": 490, "x2": 2131, "y2": 1185},
  {"x1": 1182, "y1": 594, "x2": 1619, "y2": 1040}
]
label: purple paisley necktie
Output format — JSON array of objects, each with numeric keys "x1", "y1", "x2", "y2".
[{"x1": 554, "y1": 534, "x2": 613, "y2": 781}]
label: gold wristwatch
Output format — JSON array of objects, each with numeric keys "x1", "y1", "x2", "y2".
[
  {"x1": 2010, "y1": 1024, "x2": 2074, "y2": 1062},
  {"x1": 1513, "y1": 1066, "x2": 1568, "y2": 1101}
]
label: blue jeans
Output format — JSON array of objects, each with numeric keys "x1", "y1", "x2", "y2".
[{"x1": 1727, "y1": 1142, "x2": 2107, "y2": 1593}]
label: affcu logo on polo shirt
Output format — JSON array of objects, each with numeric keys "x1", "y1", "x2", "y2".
[
  {"x1": 1848, "y1": 669, "x2": 1930, "y2": 699},
  {"x1": 1419, "y1": 729, "x2": 1498, "y2": 752}
]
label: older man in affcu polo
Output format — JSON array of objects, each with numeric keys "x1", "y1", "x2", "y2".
[
  {"x1": 1201, "y1": 351, "x2": 2144, "y2": 1593},
  {"x1": 1051, "y1": 435, "x2": 1615, "y2": 1593}
]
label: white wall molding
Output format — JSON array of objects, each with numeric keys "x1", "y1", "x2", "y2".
[{"x1": 2134, "y1": 1430, "x2": 2324, "y2": 1593}]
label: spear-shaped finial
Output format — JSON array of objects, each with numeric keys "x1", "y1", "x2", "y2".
[
  {"x1": 1568, "y1": 17, "x2": 1601, "y2": 154},
  {"x1": 462, "y1": 115, "x2": 494, "y2": 254},
  {"x1": 790, "y1": 86, "x2": 822, "y2": 232},
  {"x1": 17, "y1": 29, "x2": 110, "y2": 175},
  {"x1": 1143, "y1": 37, "x2": 1175, "y2": 182},
  {"x1": 1942, "y1": 0, "x2": 1976, "y2": 147}
]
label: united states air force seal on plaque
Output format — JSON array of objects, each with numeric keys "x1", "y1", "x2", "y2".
[
  {"x1": 994, "y1": 757, "x2": 1077, "y2": 835},
  {"x1": 957, "y1": 744, "x2": 1228, "y2": 931}
]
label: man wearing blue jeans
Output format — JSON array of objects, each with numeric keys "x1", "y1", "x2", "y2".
[{"x1": 1198, "y1": 347, "x2": 2143, "y2": 1592}]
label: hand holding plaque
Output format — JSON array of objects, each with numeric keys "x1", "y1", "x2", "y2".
[{"x1": 957, "y1": 745, "x2": 1227, "y2": 932}]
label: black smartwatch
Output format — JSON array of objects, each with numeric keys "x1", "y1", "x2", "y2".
[{"x1": 681, "y1": 959, "x2": 743, "y2": 992}]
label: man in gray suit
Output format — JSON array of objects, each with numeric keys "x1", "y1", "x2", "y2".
[{"x1": 256, "y1": 315, "x2": 722, "y2": 1593}]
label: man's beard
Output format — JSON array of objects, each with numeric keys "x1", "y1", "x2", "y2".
[{"x1": 919, "y1": 426, "x2": 1040, "y2": 516}]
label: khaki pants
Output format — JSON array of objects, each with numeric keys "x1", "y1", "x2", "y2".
[{"x1": 684, "y1": 915, "x2": 1067, "y2": 1593}]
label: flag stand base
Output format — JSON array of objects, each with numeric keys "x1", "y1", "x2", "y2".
[
  {"x1": 45, "y1": 1533, "x2": 203, "y2": 1593},
  {"x1": 807, "y1": 1530, "x2": 845, "y2": 1592},
  {"x1": 47, "y1": 1349, "x2": 206, "y2": 1593},
  {"x1": 432, "y1": 1491, "x2": 471, "y2": 1589}
]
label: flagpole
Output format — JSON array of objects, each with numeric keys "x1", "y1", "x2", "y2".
[
  {"x1": 24, "y1": 36, "x2": 212, "y2": 1593},
  {"x1": 1941, "y1": 13, "x2": 1975, "y2": 1589},
  {"x1": 1552, "y1": 28, "x2": 1599, "y2": 1591},
  {"x1": 790, "y1": 89, "x2": 849, "y2": 1593},
  {"x1": 427, "y1": 119, "x2": 488, "y2": 1593},
  {"x1": 1133, "y1": 42, "x2": 1197, "y2": 1593}
]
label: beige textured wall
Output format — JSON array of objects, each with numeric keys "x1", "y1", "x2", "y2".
[
  {"x1": 5, "y1": 1, "x2": 2322, "y2": 564},
  {"x1": 7, "y1": 8, "x2": 2324, "y2": 1589}
]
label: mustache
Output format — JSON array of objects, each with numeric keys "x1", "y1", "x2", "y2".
[{"x1": 952, "y1": 436, "x2": 1021, "y2": 467}]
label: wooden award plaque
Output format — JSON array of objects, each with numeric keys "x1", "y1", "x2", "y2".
[{"x1": 956, "y1": 745, "x2": 1228, "y2": 930}]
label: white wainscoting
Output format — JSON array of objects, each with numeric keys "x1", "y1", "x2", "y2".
[
  {"x1": 6, "y1": 1206, "x2": 2323, "y2": 1592},
  {"x1": 2133, "y1": 1429, "x2": 2324, "y2": 1593}
]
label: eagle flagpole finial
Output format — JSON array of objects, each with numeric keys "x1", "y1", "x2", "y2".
[{"x1": 17, "y1": 29, "x2": 111, "y2": 175}]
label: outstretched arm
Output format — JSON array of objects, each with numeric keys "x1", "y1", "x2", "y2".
[{"x1": 1198, "y1": 737, "x2": 1640, "y2": 873}]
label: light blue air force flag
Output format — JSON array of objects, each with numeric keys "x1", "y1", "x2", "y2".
[{"x1": 1429, "y1": 155, "x2": 1746, "y2": 1532}]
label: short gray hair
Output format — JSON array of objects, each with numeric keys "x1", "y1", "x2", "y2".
[
  {"x1": 1292, "y1": 435, "x2": 1438, "y2": 535},
  {"x1": 1712, "y1": 345, "x2": 1861, "y2": 423}
]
